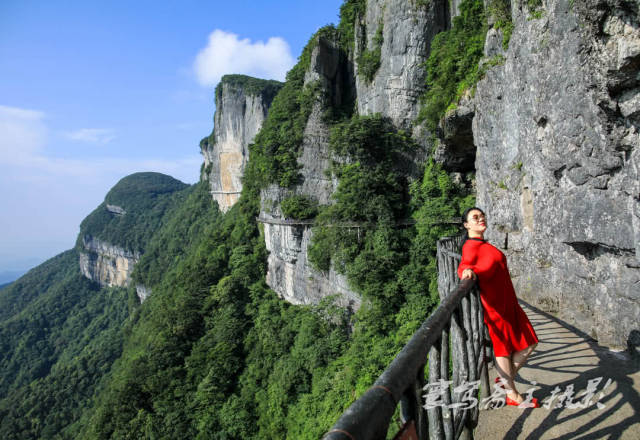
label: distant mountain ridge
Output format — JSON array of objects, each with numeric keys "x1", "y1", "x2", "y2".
[
  {"x1": 0, "y1": 270, "x2": 25, "y2": 285},
  {"x1": 76, "y1": 172, "x2": 189, "y2": 301}
]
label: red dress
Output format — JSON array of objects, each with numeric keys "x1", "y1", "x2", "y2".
[{"x1": 457, "y1": 237, "x2": 538, "y2": 357}]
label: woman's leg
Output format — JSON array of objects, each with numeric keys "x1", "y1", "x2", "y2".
[
  {"x1": 512, "y1": 342, "x2": 538, "y2": 374},
  {"x1": 494, "y1": 355, "x2": 521, "y2": 401},
  {"x1": 495, "y1": 343, "x2": 538, "y2": 404}
]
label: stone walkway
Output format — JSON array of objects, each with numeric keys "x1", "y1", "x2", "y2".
[{"x1": 474, "y1": 301, "x2": 640, "y2": 439}]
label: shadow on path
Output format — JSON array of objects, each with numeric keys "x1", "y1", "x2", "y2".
[{"x1": 475, "y1": 300, "x2": 640, "y2": 439}]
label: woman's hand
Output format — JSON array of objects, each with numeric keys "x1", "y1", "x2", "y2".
[{"x1": 461, "y1": 269, "x2": 477, "y2": 280}]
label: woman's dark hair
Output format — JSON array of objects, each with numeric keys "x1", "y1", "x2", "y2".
[{"x1": 460, "y1": 206, "x2": 486, "y2": 249}]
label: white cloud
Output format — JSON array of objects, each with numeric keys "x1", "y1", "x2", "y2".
[
  {"x1": 0, "y1": 105, "x2": 44, "y2": 121},
  {"x1": 63, "y1": 128, "x2": 116, "y2": 144},
  {"x1": 0, "y1": 106, "x2": 199, "y2": 181},
  {"x1": 0, "y1": 104, "x2": 47, "y2": 162},
  {"x1": 193, "y1": 29, "x2": 295, "y2": 87}
]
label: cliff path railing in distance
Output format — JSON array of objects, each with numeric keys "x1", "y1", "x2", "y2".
[
  {"x1": 322, "y1": 234, "x2": 493, "y2": 440},
  {"x1": 255, "y1": 217, "x2": 463, "y2": 228}
]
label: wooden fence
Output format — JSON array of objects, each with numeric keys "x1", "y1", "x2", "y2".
[{"x1": 322, "y1": 235, "x2": 493, "y2": 440}]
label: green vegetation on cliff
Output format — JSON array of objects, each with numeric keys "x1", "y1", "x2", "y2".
[
  {"x1": 309, "y1": 113, "x2": 473, "y2": 307},
  {"x1": 214, "y1": 74, "x2": 284, "y2": 104},
  {"x1": 357, "y1": 21, "x2": 384, "y2": 82},
  {"x1": 308, "y1": 115, "x2": 414, "y2": 285},
  {"x1": 418, "y1": 0, "x2": 488, "y2": 131},
  {"x1": 527, "y1": 0, "x2": 544, "y2": 19},
  {"x1": 131, "y1": 183, "x2": 219, "y2": 289},
  {"x1": 337, "y1": 0, "x2": 367, "y2": 50},
  {"x1": 488, "y1": 0, "x2": 514, "y2": 49},
  {"x1": 280, "y1": 194, "x2": 319, "y2": 220},
  {"x1": 245, "y1": 26, "x2": 338, "y2": 189}
]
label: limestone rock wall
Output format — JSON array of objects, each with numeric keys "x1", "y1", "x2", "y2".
[
  {"x1": 355, "y1": 0, "x2": 449, "y2": 129},
  {"x1": 79, "y1": 235, "x2": 150, "y2": 301},
  {"x1": 260, "y1": 185, "x2": 361, "y2": 310},
  {"x1": 472, "y1": 0, "x2": 640, "y2": 348},
  {"x1": 201, "y1": 79, "x2": 278, "y2": 212}
]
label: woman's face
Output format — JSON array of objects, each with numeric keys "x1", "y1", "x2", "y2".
[{"x1": 464, "y1": 209, "x2": 487, "y2": 234}]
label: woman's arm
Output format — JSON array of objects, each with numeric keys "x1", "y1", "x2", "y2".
[{"x1": 457, "y1": 245, "x2": 478, "y2": 279}]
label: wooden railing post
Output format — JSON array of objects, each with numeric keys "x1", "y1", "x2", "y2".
[
  {"x1": 432, "y1": 234, "x2": 493, "y2": 440},
  {"x1": 427, "y1": 341, "x2": 444, "y2": 439}
]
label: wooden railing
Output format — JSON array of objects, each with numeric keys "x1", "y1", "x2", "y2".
[{"x1": 322, "y1": 235, "x2": 493, "y2": 440}]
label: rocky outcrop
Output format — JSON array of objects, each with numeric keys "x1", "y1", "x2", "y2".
[
  {"x1": 355, "y1": 0, "x2": 449, "y2": 130},
  {"x1": 472, "y1": 0, "x2": 640, "y2": 348},
  {"x1": 136, "y1": 285, "x2": 152, "y2": 302},
  {"x1": 79, "y1": 235, "x2": 150, "y2": 301},
  {"x1": 106, "y1": 204, "x2": 125, "y2": 216},
  {"x1": 201, "y1": 75, "x2": 282, "y2": 212},
  {"x1": 79, "y1": 235, "x2": 139, "y2": 286},
  {"x1": 434, "y1": 92, "x2": 477, "y2": 172},
  {"x1": 260, "y1": 186, "x2": 361, "y2": 310}
]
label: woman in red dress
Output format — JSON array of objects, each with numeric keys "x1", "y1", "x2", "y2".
[{"x1": 457, "y1": 207, "x2": 540, "y2": 408}]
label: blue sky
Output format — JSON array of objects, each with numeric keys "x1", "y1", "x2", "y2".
[{"x1": 0, "y1": 0, "x2": 344, "y2": 272}]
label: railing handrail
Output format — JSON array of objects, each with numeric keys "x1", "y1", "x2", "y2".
[{"x1": 322, "y1": 278, "x2": 477, "y2": 440}]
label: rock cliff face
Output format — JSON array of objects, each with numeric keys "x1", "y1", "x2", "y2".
[
  {"x1": 259, "y1": 35, "x2": 362, "y2": 310},
  {"x1": 79, "y1": 235, "x2": 151, "y2": 301},
  {"x1": 355, "y1": 0, "x2": 449, "y2": 130},
  {"x1": 257, "y1": 1, "x2": 453, "y2": 309},
  {"x1": 199, "y1": 72, "x2": 359, "y2": 307},
  {"x1": 472, "y1": 0, "x2": 640, "y2": 348},
  {"x1": 201, "y1": 75, "x2": 282, "y2": 212},
  {"x1": 260, "y1": 197, "x2": 361, "y2": 309},
  {"x1": 79, "y1": 235, "x2": 139, "y2": 286}
]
